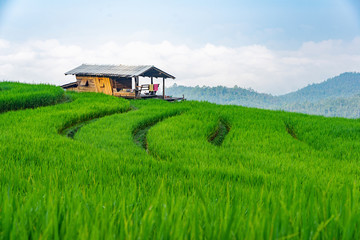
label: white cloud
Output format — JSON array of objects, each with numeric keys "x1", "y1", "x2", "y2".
[
  {"x1": 0, "y1": 38, "x2": 359, "y2": 95},
  {"x1": 0, "y1": 39, "x2": 10, "y2": 49}
]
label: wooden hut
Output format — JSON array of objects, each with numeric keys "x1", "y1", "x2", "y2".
[{"x1": 62, "y1": 64, "x2": 176, "y2": 99}]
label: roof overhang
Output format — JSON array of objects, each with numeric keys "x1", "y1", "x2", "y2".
[
  {"x1": 65, "y1": 64, "x2": 175, "y2": 79},
  {"x1": 60, "y1": 82, "x2": 78, "y2": 89},
  {"x1": 139, "y1": 66, "x2": 175, "y2": 79}
]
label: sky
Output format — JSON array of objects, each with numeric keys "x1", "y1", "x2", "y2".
[{"x1": 0, "y1": 0, "x2": 359, "y2": 95}]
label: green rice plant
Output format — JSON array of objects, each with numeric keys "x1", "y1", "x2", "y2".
[
  {"x1": 0, "y1": 82, "x2": 67, "y2": 113},
  {"x1": 208, "y1": 117, "x2": 231, "y2": 146},
  {"x1": 1, "y1": 84, "x2": 360, "y2": 239},
  {"x1": 146, "y1": 101, "x2": 360, "y2": 238}
]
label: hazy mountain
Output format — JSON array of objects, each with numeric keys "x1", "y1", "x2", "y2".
[
  {"x1": 166, "y1": 72, "x2": 360, "y2": 118},
  {"x1": 279, "y1": 72, "x2": 360, "y2": 103},
  {"x1": 166, "y1": 85, "x2": 278, "y2": 108},
  {"x1": 282, "y1": 94, "x2": 360, "y2": 118}
]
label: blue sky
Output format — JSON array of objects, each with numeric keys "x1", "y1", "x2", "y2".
[
  {"x1": 1, "y1": 0, "x2": 359, "y2": 48},
  {"x1": 0, "y1": 0, "x2": 359, "y2": 94}
]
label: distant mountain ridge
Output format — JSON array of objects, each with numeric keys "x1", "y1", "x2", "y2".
[
  {"x1": 166, "y1": 72, "x2": 360, "y2": 118},
  {"x1": 279, "y1": 72, "x2": 360, "y2": 103}
]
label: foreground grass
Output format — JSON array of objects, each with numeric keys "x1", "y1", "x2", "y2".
[{"x1": 1, "y1": 84, "x2": 360, "y2": 239}]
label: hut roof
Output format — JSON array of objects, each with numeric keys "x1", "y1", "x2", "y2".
[
  {"x1": 61, "y1": 81, "x2": 78, "y2": 89},
  {"x1": 65, "y1": 64, "x2": 175, "y2": 79}
]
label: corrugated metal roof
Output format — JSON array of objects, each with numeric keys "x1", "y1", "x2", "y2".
[{"x1": 65, "y1": 64, "x2": 175, "y2": 79}]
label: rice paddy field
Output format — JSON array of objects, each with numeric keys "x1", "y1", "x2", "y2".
[{"x1": 1, "y1": 82, "x2": 360, "y2": 239}]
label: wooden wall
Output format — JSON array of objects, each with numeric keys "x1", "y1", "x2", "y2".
[
  {"x1": 75, "y1": 76, "x2": 113, "y2": 95},
  {"x1": 96, "y1": 77, "x2": 113, "y2": 95},
  {"x1": 76, "y1": 76, "x2": 98, "y2": 93},
  {"x1": 73, "y1": 75, "x2": 133, "y2": 96},
  {"x1": 64, "y1": 87, "x2": 78, "y2": 92}
]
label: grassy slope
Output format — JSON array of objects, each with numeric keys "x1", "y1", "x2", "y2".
[
  {"x1": 1, "y1": 84, "x2": 360, "y2": 239},
  {"x1": 0, "y1": 82, "x2": 67, "y2": 113}
]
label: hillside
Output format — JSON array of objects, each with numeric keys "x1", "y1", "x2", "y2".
[
  {"x1": 1, "y1": 82, "x2": 360, "y2": 238},
  {"x1": 279, "y1": 72, "x2": 360, "y2": 103},
  {"x1": 166, "y1": 84, "x2": 279, "y2": 108},
  {"x1": 166, "y1": 72, "x2": 360, "y2": 118},
  {"x1": 281, "y1": 94, "x2": 360, "y2": 118}
]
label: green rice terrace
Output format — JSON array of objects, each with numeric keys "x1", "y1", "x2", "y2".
[{"x1": 1, "y1": 82, "x2": 360, "y2": 239}]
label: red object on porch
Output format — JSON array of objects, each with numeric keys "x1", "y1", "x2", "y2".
[{"x1": 153, "y1": 84, "x2": 159, "y2": 91}]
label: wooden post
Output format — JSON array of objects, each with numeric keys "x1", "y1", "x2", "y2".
[
  {"x1": 162, "y1": 77, "x2": 165, "y2": 99},
  {"x1": 134, "y1": 76, "x2": 138, "y2": 98},
  {"x1": 150, "y1": 76, "x2": 153, "y2": 95},
  {"x1": 136, "y1": 76, "x2": 140, "y2": 98}
]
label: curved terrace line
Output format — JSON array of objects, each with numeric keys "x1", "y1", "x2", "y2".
[
  {"x1": 208, "y1": 119, "x2": 231, "y2": 146},
  {"x1": 284, "y1": 121, "x2": 298, "y2": 140},
  {"x1": 59, "y1": 108, "x2": 132, "y2": 138},
  {"x1": 60, "y1": 118, "x2": 99, "y2": 138},
  {"x1": 132, "y1": 112, "x2": 183, "y2": 152}
]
